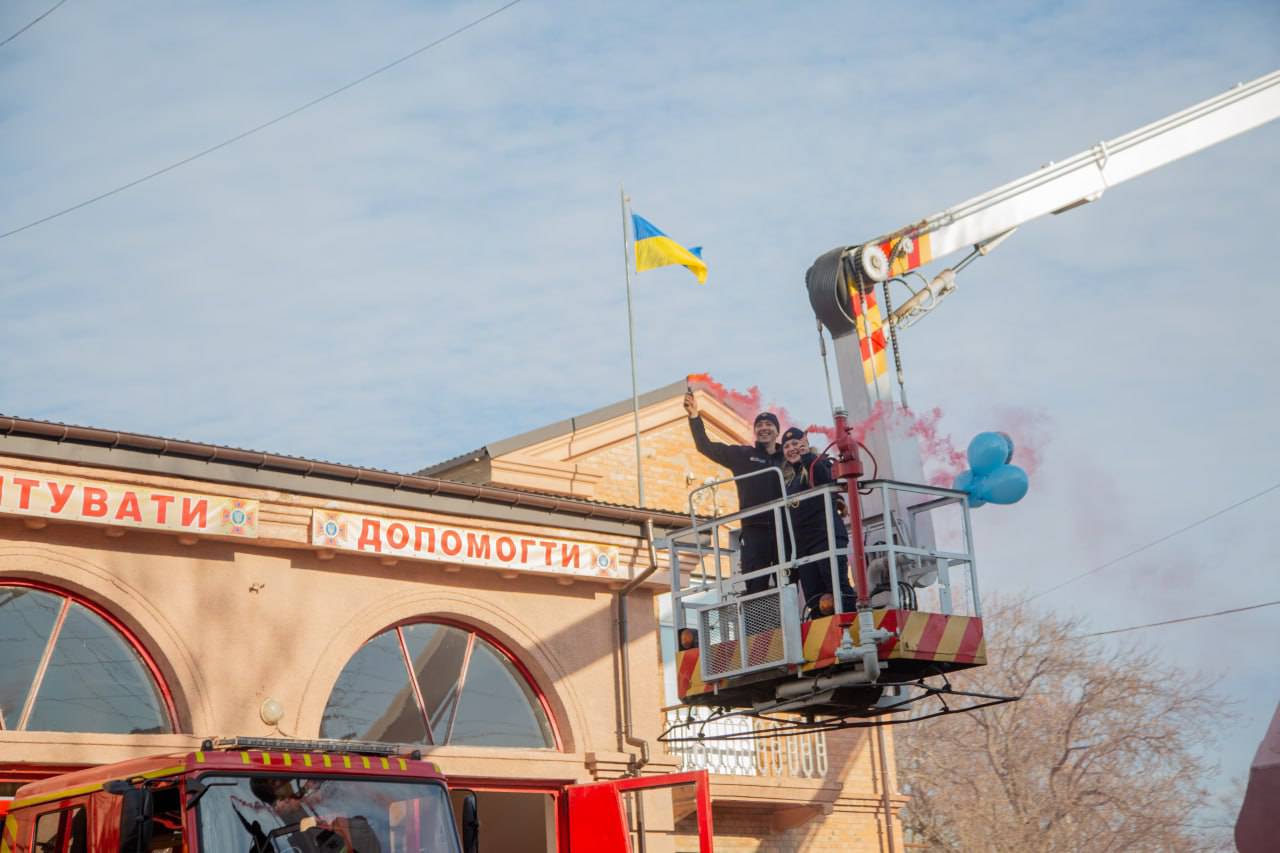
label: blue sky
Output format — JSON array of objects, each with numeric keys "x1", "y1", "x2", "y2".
[{"x1": 3, "y1": 0, "x2": 1278, "y2": 800}]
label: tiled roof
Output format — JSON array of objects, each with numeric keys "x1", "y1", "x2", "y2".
[{"x1": 0, "y1": 413, "x2": 691, "y2": 524}]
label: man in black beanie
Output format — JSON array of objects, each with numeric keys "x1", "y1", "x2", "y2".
[{"x1": 684, "y1": 391, "x2": 785, "y2": 594}]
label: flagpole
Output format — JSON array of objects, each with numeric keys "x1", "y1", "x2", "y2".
[{"x1": 620, "y1": 187, "x2": 646, "y2": 508}]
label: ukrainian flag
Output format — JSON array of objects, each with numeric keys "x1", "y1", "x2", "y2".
[{"x1": 632, "y1": 214, "x2": 707, "y2": 284}]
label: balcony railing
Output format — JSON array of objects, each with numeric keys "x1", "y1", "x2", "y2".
[{"x1": 663, "y1": 707, "x2": 828, "y2": 779}]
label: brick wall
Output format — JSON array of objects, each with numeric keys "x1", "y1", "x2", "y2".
[
  {"x1": 585, "y1": 415, "x2": 745, "y2": 515},
  {"x1": 673, "y1": 801, "x2": 905, "y2": 853}
]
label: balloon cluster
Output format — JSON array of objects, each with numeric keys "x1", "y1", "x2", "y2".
[{"x1": 952, "y1": 432, "x2": 1029, "y2": 508}]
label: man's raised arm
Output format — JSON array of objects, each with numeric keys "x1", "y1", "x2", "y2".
[{"x1": 685, "y1": 391, "x2": 738, "y2": 469}]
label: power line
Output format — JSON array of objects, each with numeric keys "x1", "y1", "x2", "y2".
[
  {"x1": 1013, "y1": 597, "x2": 1280, "y2": 654},
  {"x1": 0, "y1": 0, "x2": 526, "y2": 242},
  {"x1": 1081, "y1": 598, "x2": 1280, "y2": 638},
  {"x1": 0, "y1": 0, "x2": 67, "y2": 49},
  {"x1": 1028, "y1": 480, "x2": 1280, "y2": 601}
]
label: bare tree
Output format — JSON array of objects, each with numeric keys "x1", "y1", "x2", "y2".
[{"x1": 896, "y1": 597, "x2": 1230, "y2": 852}]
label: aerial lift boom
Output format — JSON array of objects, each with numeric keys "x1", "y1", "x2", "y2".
[
  {"x1": 835, "y1": 69, "x2": 1280, "y2": 330},
  {"x1": 665, "y1": 69, "x2": 1280, "y2": 739},
  {"x1": 808, "y1": 69, "x2": 1280, "y2": 484}
]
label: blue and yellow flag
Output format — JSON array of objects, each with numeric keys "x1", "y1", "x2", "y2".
[{"x1": 632, "y1": 214, "x2": 707, "y2": 284}]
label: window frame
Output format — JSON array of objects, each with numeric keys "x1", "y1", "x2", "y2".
[
  {"x1": 325, "y1": 617, "x2": 562, "y2": 751},
  {"x1": 0, "y1": 580, "x2": 177, "y2": 733},
  {"x1": 30, "y1": 802, "x2": 87, "y2": 853},
  {"x1": 191, "y1": 771, "x2": 462, "y2": 853}
]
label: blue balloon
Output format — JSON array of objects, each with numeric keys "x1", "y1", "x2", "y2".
[
  {"x1": 952, "y1": 469, "x2": 988, "y2": 507},
  {"x1": 967, "y1": 432, "x2": 1014, "y2": 474},
  {"x1": 975, "y1": 465, "x2": 1029, "y2": 505}
]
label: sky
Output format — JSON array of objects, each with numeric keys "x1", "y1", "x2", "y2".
[{"x1": 3, "y1": 0, "x2": 1278, "y2": 805}]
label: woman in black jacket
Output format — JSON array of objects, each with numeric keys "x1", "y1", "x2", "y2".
[{"x1": 781, "y1": 428, "x2": 856, "y2": 616}]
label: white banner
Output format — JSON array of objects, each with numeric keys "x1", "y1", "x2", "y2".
[
  {"x1": 0, "y1": 469, "x2": 258, "y2": 538},
  {"x1": 310, "y1": 509, "x2": 624, "y2": 579}
]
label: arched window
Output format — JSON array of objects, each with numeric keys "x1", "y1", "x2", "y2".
[
  {"x1": 0, "y1": 582, "x2": 174, "y2": 734},
  {"x1": 321, "y1": 622, "x2": 556, "y2": 749}
]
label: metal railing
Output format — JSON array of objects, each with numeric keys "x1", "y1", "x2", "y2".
[
  {"x1": 661, "y1": 474, "x2": 981, "y2": 683},
  {"x1": 670, "y1": 470, "x2": 829, "y2": 682},
  {"x1": 673, "y1": 477, "x2": 850, "y2": 608},
  {"x1": 683, "y1": 467, "x2": 798, "y2": 595},
  {"x1": 663, "y1": 707, "x2": 828, "y2": 779},
  {"x1": 859, "y1": 479, "x2": 981, "y2": 617},
  {"x1": 666, "y1": 477, "x2": 854, "y2": 682}
]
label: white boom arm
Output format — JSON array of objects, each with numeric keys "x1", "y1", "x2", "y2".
[
  {"x1": 804, "y1": 69, "x2": 1280, "y2": 496},
  {"x1": 867, "y1": 70, "x2": 1280, "y2": 325}
]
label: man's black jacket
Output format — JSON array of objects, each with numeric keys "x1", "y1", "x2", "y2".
[{"x1": 688, "y1": 416, "x2": 784, "y2": 528}]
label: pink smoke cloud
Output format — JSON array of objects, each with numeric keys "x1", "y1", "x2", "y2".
[{"x1": 687, "y1": 374, "x2": 1049, "y2": 489}]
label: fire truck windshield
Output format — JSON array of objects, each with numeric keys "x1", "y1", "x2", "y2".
[{"x1": 195, "y1": 774, "x2": 461, "y2": 853}]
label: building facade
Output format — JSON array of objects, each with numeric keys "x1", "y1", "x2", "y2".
[{"x1": 0, "y1": 383, "x2": 905, "y2": 852}]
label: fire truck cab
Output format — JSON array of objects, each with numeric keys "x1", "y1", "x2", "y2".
[
  {"x1": 0, "y1": 738, "x2": 470, "y2": 853},
  {"x1": 0, "y1": 737, "x2": 715, "y2": 853}
]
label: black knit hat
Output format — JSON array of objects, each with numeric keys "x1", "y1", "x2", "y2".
[
  {"x1": 780, "y1": 427, "x2": 806, "y2": 444},
  {"x1": 753, "y1": 412, "x2": 780, "y2": 429}
]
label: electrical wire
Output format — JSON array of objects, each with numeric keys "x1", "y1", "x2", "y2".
[
  {"x1": 1080, "y1": 598, "x2": 1280, "y2": 638},
  {"x1": 1028, "y1": 480, "x2": 1280, "y2": 601},
  {"x1": 0, "y1": 0, "x2": 67, "y2": 49},
  {"x1": 0, "y1": 0, "x2": 526, "y2": 242}
]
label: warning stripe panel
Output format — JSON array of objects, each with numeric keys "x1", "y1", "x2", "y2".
[
  {"x1": 931, "y1": 614, "x2": 971, "y2": 662},
  {"x1": 915, "y1": 613, "x2": 950, "y2": 659},
  {"x1": 678, "y1": 611, "x2": 985, "y2": 698},
  {"x1": 677, "y1": 647, "x2": 699, "y2": 693},
  {"x1": 891, "y1": 611, "x2": 934, "y2": 658},
  {"x1": 953, "y1": 616, "x2": 985, "y2": 664},
  {"x1": 887, "y1": 612, "x2": 986, "y2": 663},
  {"x1": 677, "y1": 648, "x2": 708, "y2": 697},
  {"x1": 853, "y1": 293, "x2": 890, "y2": 384},
  {"x1": 873, "y1": 609, "x2": 900, "y2": 657},
  {"x1": 801, "y1": 614, "x2": 855, "y2": 672},
  {"x1": 881, "y1": 232, "x2": 934, "y2": 276},
  {"x1": 817, "y1": 617, "x2": 843, "y2": 663}
]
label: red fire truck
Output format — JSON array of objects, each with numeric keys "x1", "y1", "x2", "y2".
[{"x1": 0, "y1": 737, "x2": 714, "y2": 853}]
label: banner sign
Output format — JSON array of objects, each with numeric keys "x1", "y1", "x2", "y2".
[
  {"x1": 311, "y1": 509, "x2": 623, "y2": 579},
  {"x1": 0, "y1": 469, "x2": 258, "y2": 538}
]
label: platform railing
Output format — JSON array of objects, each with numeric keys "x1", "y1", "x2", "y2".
[
  {"x1": 662, "y1": 476, "x2": 981, "y2": 664},
  {"x1": 665, "y1": 478, "x2": 853, "y2": 665},
  {"x1": 682, "y1": 467, "x2": 798, "y2": 596},
  {"x1": 859, "y1": 479, "x2": 981, "y2": 617},
  {"x1": 669, "y1": 470, "x2": 833, "y2": 682},
  {"x1": 663, "y1": 707, "x2": 828, "y2": 779}
]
